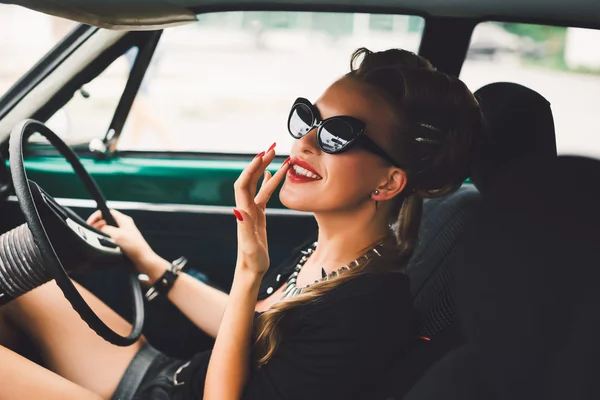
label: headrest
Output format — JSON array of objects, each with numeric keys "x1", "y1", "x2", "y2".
[
  {"x1": 457, "y1": 156, "x2": 600, "y2": 399},
  {"x1": 471, "y1": 82, "x2": 557, "y2": 194}
]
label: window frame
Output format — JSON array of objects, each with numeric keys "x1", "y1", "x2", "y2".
[
  {"x1": 0, "y1": 23, "x2": 98, "y2": 120},
  {"x1": 23, "y1": 31, "x2": 158, "y2": 155}
]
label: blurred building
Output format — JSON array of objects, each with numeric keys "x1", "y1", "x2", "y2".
[{"x1": 565, "y1": 27, "x2": 600, "y2": 69}]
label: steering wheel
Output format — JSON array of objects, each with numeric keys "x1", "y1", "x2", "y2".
[{"x1": 6, "y1": 119, "x2": 144, "y2": 346}]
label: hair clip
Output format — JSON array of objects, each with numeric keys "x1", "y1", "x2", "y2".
[
  {"x1": 417, "y1": 123, "x2": 443, "y2": 132},
  {"x1": 414, "y1": 137, "x2": 442, "y2": 145},
  {"x1": 414, "y1": 123, "x2": 444, "y2": 145}
]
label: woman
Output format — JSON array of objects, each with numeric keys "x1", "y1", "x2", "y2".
[{"x1": 0, "y1": 47, "x2": 481, "y2": 400}]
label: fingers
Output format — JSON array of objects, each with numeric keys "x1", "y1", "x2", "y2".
[
  {"x1": 108, "y1": 209, "x2": 131, "y2": 224},
  {"x1": 99, "y1": 225, "x2": 120, "y2": 239},
  {"x1": 91, "y1": 220, "x2": 107, "y2": 231},
  {"x1": 260, "y1": 171, "x2": 272, "y2": 190},
  {"x1": 88, "y1": 209, "x2": 132, "y2": 233},
  {"x1": 255, "y1": 158, "x2": 290, "y2": 208},
  {"x1": 234, "y1": 144, "x2": 277, "y2": 209},
  {"x1": 86, "y1": 210, "x2": 103, "y2": 225}
]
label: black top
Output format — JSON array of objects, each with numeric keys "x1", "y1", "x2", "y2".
[{"x1": 173, "y1": 244, "x2": 415, "y2": 400}]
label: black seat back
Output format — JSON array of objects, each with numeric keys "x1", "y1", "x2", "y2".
[
  {"x1": 405, "y1": 156, "x2": 600, "y2": 400},
  {"x1": 408, "y1": 82, "x2": 557, "y2": 339},
  {"x1": 378, "y1": 82, "x2": 558, "y2": 399}
]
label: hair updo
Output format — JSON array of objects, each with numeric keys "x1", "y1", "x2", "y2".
[
  {"x1": 254, "y1": 48, "x2": 482, "y2": 367},
  {"x1": 348, "y1": 47, "x2": 482, "y2": 258}
]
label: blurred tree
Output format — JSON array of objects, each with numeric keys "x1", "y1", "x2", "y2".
[{"x1": 500, "y1": 22, "x2": 566, "y2": 42}]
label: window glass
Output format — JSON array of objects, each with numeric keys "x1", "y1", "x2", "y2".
[
  {"x1": 117, "y1": 11, "x2": 425, "y2": 153},
  {"x1": 461, "y1": 22, "x2": 600, "y2": 158},
  {"x1": 38, "y1": 52, "x2": 133, "y2": 144},
  {"x1": 0, "y1": 5, "x2": 76, "y2": 96}
]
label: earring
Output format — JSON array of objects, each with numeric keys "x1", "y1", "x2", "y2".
[{"x1": 374, "y1": 190, "x2": 380, "y2": 195}]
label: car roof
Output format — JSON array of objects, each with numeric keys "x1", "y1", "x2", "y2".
[{"x1": 4, "y1": 0, "x2": 600, "y2": 30}]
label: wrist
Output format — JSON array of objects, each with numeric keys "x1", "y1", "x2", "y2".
[
  {"x1": 136, "y1": 252, "x2": 170, "y2": 283},
  {"x1": 236, "y1": 258, "x2": 267, "y2": 278},
  {"x1": 233, "y1": 263, "x2": 264, "y2": 286},
  {"x1": 232, "y1": 265, "x2": 263, "y2": 292}
]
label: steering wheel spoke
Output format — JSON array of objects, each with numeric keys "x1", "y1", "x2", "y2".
[{"x1": 29, "y1": 181, "x2": 124, "y2": 268}]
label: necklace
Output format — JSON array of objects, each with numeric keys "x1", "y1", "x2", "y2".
[{"x1": 282, "y1": 241, "x2": 386, "y2": 299}]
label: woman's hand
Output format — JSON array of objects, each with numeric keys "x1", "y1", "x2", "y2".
[
  {"x1": 233, "y1": 144, "x2": 290, "y2": 278},
  {"x1": 86, "y1": 209, "x2": 157, "y2": 271},
  {"x1": 205, "y1": 145, "x2": 289, "y2": 400}
]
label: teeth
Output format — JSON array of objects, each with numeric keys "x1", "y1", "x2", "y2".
[{"x1": 292, "y1": 165, "x2": 321, "y2": 179}]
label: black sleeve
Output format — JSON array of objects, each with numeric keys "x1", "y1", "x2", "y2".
[
  {"x1": 177, "y1": 274, "x2": 414, "y2": 400},
  {"x1": 244, "y1": 275, "x2": 413, "y2": 400}
]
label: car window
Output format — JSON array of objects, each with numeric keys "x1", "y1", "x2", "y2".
[
  {"x1": 116, "y1": 11, "x2": 425, "y2": 153},
  {"x1": 0, "y1": 5, "x2": 76, "y2": 96},
  {"x1": 461, "y1": 22, "x2": 600, "y2": 158},
  {"x1": 42, "y1": 52, "x2": 133, "y2": 144},
  {"x1": 0, "y1": 4, "x2": 131, "y2": 146}
]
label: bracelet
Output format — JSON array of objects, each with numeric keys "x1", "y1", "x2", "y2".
[{"x1": 144, "y1": 256, "x2": 188, "y2": 302}]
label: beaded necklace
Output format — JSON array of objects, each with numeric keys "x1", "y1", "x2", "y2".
[{"x1": 282, "y1": 241, "x2": 386, "y2": 299}]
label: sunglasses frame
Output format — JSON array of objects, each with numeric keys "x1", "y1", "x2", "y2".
[{"x1": 288, "y1": 98, "x2": 402, "y2": 168}]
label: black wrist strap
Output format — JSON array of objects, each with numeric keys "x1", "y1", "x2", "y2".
[{"x1": 145, "y1": 256, "x2": 188, "y2": 302}]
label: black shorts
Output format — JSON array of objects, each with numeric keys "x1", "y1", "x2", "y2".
[{"x1": 112, "y1": 343, "x2": 188, "y2": 400}]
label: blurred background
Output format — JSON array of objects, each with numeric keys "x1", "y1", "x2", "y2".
[{"x1": 0, "y1": 5, "x2": 599, "y2": 157}]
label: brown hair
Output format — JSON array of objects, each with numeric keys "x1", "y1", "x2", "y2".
[{"x1": 254, "y1": 47, "x2": 482, "y2": 366}]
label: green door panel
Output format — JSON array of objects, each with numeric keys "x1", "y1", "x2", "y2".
[{"x1": 22, "y1": 154, "x2": 288, "y2": 208}]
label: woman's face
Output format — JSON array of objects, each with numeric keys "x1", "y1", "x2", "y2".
[{"x1": 280, "y1": 77, "x2": 404, "y2": 213}]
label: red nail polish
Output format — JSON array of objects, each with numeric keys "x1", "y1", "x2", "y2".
[
  {"x1": 267, "y1": 142, "x2": 277, "y2": 152},
  {"x1": 283, "y1": 157, "x2": 291, "y2": 165},
  {"x1": 254, "y1": 151, "x2": 265, "y2": 159},
  {"x1": 233, "y1": 209, "x2": 243, "y2": 221}
]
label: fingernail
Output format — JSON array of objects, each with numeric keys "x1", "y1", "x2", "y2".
[
  {"x1": 279, "y1": 157, "x2": 291, "y2": 169},
  {"x1": 267, "y1": 142, "x2": 277, "y2": 152},
  {"x1": 233, "y1": 209, "x2": 244, "y2": 221},
  {"x1": 254, "y1": 151, "x2": 265, "y2": 159}
]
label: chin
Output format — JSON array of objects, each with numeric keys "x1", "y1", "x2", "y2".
[{"x1": 279, "y1": 182, "x2": 319, "y2": 212}]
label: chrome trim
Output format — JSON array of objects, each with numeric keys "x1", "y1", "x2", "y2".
[
  {"x1": 6, "y1": 196, "x2": 310, "y2": 217},
  {"x1": 172, "y1": 361, "x2": 191, "y2": 387}
]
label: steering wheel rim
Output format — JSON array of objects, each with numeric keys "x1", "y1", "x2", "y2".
[{"x1": 9, "y1": 119, "x2": 144, "y2": 346}]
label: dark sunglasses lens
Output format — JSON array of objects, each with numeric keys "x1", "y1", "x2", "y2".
[
  {"x1": 288, "y1": 104, "x2": 314, "y2": 138},
  {"x1": 319, "y1": 119, "x2": 357, "y2": 153}
]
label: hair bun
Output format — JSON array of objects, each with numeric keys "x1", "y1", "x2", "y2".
[{"x1": 351, "y1": 47, "x2": 435, "y2": 73}]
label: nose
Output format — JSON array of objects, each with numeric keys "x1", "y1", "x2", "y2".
[{"x1": 293, "y1": 127, "x2": 320, "y2": 156}]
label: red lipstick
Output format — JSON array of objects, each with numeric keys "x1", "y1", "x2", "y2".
[{"x1": 286, "y1": 157, "x2": 323, "y2": 184}]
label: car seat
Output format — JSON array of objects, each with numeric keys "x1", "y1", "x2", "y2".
[
  {"x1": 404, "y1": 156, "x2": 600, "y2": 400},
  {"x1": 376, "y1": 82, "x2": 558, "y2": 399}
]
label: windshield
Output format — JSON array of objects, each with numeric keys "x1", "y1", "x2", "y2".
[{"x1": 0, "y1": 5, "x2": 76, "y2": 96}]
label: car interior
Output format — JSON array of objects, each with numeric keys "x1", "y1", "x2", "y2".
[{"x1": 0, "y1": 0, "x2": 599, "y2": 398}]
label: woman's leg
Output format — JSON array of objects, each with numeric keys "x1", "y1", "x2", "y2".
[
  {"x1": 0, "y1": 307, "x2": 19, "y2": 350},
  {"x1": 0, "y1": 345, "x2": 102, "y2": 400},
  {"x1": 3, "y1": 280, "x2": 143, "y2": 399}
]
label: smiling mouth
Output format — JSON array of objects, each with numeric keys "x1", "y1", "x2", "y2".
[
  {"x1": 288, "y1": 165, "x2": 323, "y2": 181},
  {"x1": 292, "y1": 165, "x2": 323, "y2": 179}
]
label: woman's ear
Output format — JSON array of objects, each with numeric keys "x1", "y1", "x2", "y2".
[{"x1": 372, "y1": 168, "x2": 408, "y2": 201}]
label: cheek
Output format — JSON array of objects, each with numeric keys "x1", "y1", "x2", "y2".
[
  {"x1": 325, "y1": 157, "x2": 378, "y2": 201},
  {"x1": 280, "y1": 155, "x2": 378, "y2": 211}
]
